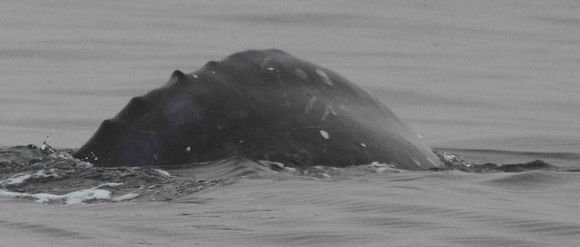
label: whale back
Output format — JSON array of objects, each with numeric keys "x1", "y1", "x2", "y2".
[{"x1": 74, "y1": 49, "x2": 443, "y2": 169}]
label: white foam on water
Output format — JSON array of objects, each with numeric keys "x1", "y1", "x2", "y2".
[
  {"x1": 112, "y1": 193, "x2": 140, "y2": 202},
  {"x1": 0, "y1": 190, "x2": 27, "y2": 198},
  {"x1": 0, "y1": 188, "x2": 111, "y2": 204},
  {"x1": 154, "y1": 169, "x2": 172, "y2": 177},
  {"x1": 284, "y1": 167, "x2": 298, "y2": 173},
  {"x1": 0, "y1": 183, "x2": 123, "y2": 204},
  {"x1": 0, "y1": 169, "x2": 57, "y2": 186},
  {"x1": 96, "y1": 183, "x2": 124, "y2": 188},
  {"x1": 1, "y1": 174, "x2": 32, "y2": 186},
  {"x1": 53, "y1": 189, "x2": 112, "y2": 204},
  {"x1": 364, "y1": 161, "x2": 398, "y2": 173}
]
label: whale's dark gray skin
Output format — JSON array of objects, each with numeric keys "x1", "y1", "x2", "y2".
[{"x1": 74, "y1": 49, "x2": 443, "y2": 170}]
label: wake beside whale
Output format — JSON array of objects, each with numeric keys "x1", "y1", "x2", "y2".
[{"x1": 73, "y1": 49, "x2": 443, "y2": 170}]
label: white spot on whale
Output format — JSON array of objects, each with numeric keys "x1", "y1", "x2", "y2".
[
  {"x1": 185, "y1": 146, "x2": 191, "y2": 152},
  {"x1": 320, "y1": 130, "x2": 330, "y2": 139},
  {"x1": 304, "y1": 96, "x2": 318, "y2": 114},
  {"x1": 266, "y1": 67, "x2": 275, "y2": 71},
  {"x1": 315, "y1": 69, "x2": 333, "y2": 86},
  {"x1": 294, "y1": 68, "x2": 308, "y2": 80},
  {"x1": 321, "y1": 106, "x2": 336, "y2": 121},
  {"x1": 259, "y1": 57, "x2": 272, "y2": 71},
  {"x1": 411, "y1": 158, "x2": 421, "y2": 167},
  {"x1": 339, "y1": 105, "x2": 351, "y2": 111},
  {"x1": 360, "y1": 143, "x2": 367, "y2": 148},
  {"x1": 192, "y1": 74, "x2": 198, "y2": 78}
]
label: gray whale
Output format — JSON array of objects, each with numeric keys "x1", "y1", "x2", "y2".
[{"x1": 74, "y1": 49, "x2": 443, "y2": 170}]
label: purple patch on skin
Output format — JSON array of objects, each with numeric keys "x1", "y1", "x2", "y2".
[
  {"x1": 119, "y1": 134, "x2": 162, "y2": 166},
  {"x1": 165, "y1": 98, "x2": 203, "y2": 126}
]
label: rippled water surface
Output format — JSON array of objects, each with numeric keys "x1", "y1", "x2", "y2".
[{"x1": 1, "y1": 0, "x2": 580, "y2": 246}]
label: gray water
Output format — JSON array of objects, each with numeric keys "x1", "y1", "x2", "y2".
[{"x1": 1, "y1": 0, "x2": 580, "y2": 246}]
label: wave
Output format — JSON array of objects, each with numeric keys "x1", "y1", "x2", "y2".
[
  {"x1": 436, "y1": 147, "x2": 580, "y2": 161},
  {"x1": 0, "y1": 144, "x2": 576, "y2": 204}
]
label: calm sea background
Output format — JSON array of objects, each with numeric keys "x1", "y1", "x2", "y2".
[{"x1": 1, "y1": 0, "x2": 579, "y2": 246}]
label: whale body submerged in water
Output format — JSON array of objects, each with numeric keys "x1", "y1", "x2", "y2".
[{"x1": 74, "y1": 49, "x2": 443, "y2": 170}]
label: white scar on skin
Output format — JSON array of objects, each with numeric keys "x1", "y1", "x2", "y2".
[
  {"x1": 315, "y1": 69, "x2": 333, "y2": 86},
  {"x1": 304, "y1": 96, "x2": 318, "y2": 114}
]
